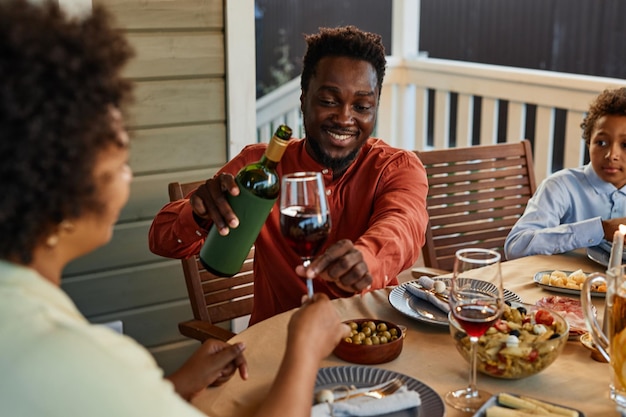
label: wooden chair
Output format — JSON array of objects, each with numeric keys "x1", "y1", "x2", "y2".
[
  {"x1": 168, "y1": 180, "x2": 255, "y2": 342},
  {"x1": 413, "y1": 140, "x2": 537, "y2": 276}
]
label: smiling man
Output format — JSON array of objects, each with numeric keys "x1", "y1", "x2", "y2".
[{"x1": 149, "y1": 26, "x2": 429, "y2": 324}]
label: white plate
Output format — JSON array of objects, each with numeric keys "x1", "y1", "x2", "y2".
[
  {"x1": 533, "y1": 270, "x2": 605, "y2": 298},
  {"x1": 315, "y1": 365, "x2": 444, "y2": 417},
  {"x1": 471, "y1": 392, "x2": 585, "y2": 417},
  {"x1": 389, "y1": 278, "x2": 522, "y2": 327}
]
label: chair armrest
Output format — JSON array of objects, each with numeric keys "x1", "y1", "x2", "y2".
[
  {"x1": 411, "y1": 267, "x2": 450, "y2": 279},
  {"x1": 178, "y1": 319, "x2": 236, "y2": 342}
]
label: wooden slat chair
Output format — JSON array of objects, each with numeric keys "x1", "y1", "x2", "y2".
[
  {"x1": 168, "y1": 180, "x2": 255, "y2": 342},
  {"x1": 413, "y1": 140, "x2": 537, "y2": 276}
]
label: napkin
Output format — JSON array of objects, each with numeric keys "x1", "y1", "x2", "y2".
[
  {"x1": 311, "y1": 386, "x2": 421, "y2": 417},
  {"x1": 405, "y1": 278, "x2": 450, "y2": 313}
]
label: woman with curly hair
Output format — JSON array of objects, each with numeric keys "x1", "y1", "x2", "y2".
[
  {"x1": 505, "y1": 87, "x2": 626, "y2": 260},
  {"x1": 0, "y1": 2, "x2": 348, "y2": 416}
]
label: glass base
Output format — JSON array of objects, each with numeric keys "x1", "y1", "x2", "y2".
[{"x1": 444, "y1": 387, "x2": 491, "y2": 413}]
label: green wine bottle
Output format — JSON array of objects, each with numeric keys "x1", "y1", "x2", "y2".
[{"x1": 199, "y1": 125, "x2": 293, "y2": 276}]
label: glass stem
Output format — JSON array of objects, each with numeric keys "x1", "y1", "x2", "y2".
[
  {"x1": 303, "y1": 259, "x2": 313, "y2": 299},
  {"x1": 467, "y1": 336, "x2": 479, "y2": 398}
]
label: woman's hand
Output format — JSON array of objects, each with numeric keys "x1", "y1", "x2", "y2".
[
  {"x1": 286, "y1": 293, "x2": 350, "y2": 361},
  {"x1": 167, "y1": 339, "x2": 248, "y2": 401}
]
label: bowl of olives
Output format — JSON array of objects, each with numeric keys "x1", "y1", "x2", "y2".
[{"x1": 333, "y1": 318, "x2": 404, "y2": 364}]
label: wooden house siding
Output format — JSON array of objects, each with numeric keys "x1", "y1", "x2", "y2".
[{"x1": 61, "y1": 0, "x2": 229, "y2": 374}]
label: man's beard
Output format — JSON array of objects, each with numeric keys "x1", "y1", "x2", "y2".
[{"x1": 307, "y1": 136, "x2": 362, "y2": 174}]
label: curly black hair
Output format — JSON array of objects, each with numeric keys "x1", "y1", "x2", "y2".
[
  {"x1": 581, "y1": 87, "x2": 626, "y2": 143},
  {"x1": 300, "y1": 25, "x2": 386, "y2": 97},
  {"x1": 0, "y1": 0, "x2": 134, "y2": 264}
]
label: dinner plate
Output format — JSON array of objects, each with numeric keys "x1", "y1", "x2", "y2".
[
  {"x1": 598, "y1": 239, "x2": 626, "y2": 259},
  {"x1": 389, "y1": 278, "x2": 522, "y2": 327},
  {"x1": 315, "y1": 365, "x2": 444, "y2": 417},
  {"x1": 587, "y1": 240, "x2": 626, "y2": 267},
  {"x1": 587, "y1": 245, "x2": 611, "y2": 267},
  {"x1": 471, "y1": 392, "x2": 585, "y2": 417},
  {"x1": 533, "y1": 270, "x2": 605, "y2": 298}
]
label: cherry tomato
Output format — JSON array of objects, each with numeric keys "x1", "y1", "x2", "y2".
[
  {"x1": 527, "y1": 349, "x2": 539, "y2": 362},
  {"x1": 494, "y1": 319, "x2": 510, "y2": 333},
  {"x1": 535, "y1": 309, "x2": 554, "y2": 326},
  {"x1": 485, "y1": 364, "x2": 503, "y2": 375}
]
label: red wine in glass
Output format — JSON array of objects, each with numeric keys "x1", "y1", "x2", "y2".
[
  {"x1": 280, "y1": 206, "x2": 331, "y2": 259},
  {"x1": 452, "y1": 303, "x2": 500, "y2": 338},
  {"x1": 445, "y1": 248, "x2": 504, "y2": 413},
  {"x1": 279, "y1": 172, "x2": 331, "y2": 298}
]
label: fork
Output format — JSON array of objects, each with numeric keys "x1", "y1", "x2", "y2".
[{"x1": 334, "y1": 378, "x2": 404, "y2": 402}]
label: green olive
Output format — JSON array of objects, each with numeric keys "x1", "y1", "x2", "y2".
[
  {"x1": 389, "y1": 328, "x2": 398, "y2": 337},
  {"x1": 370, "y1": 335, "x2": 380, "y2": 345},
  {"x1": 379, "y1": 336, "x2": 388, "y2": 344},
  {"x1": 376, "y1": 322, "x2": 388, "y2": 332},
  {"x1": 364, "y1": 337, "x2": 373, "y2": 345}
]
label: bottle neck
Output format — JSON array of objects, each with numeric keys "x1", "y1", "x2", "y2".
[
  {"x1": 259, "y1": 155, "x2": 278, "y2": 170},
  {"x1": 263, "y1": 134, "x2": 289, "y2": 166}
]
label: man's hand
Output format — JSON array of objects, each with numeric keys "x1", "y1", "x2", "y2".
[
  {"x1": 190, "y1": 173, "x2": 240, "y2": 235},
  {"x1": 296, "y1": 239, "x2": 372, "y2": 293}
]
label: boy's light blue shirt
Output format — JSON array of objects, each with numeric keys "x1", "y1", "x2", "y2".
[{"x1": 504, "y1": 164, "x2": 626, "y2": 259}]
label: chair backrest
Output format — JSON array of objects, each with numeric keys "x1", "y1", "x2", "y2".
[
  {"x1": 415, "y1": 140, "x2": 537, "y2": 272},
  {"x1": 168, "y1": 181, "x2": 255, "y2": 341}
]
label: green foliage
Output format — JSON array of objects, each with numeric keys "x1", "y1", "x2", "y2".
[{"x1": 258, "y1": 29, "x2": 297, "y2": 95}]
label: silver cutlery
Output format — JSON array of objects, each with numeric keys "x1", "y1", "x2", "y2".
[{"x1": 333, "y1": 378, "x2": 404, "y2": 402}]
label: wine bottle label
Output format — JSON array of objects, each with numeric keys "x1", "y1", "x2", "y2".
[{"x1": 199, "y1": 180, "x2": 276, "y2": 277}]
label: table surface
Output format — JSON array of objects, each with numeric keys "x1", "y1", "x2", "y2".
[{"x1": 192, "y1": 251, "x2": 616, "y2": 417}]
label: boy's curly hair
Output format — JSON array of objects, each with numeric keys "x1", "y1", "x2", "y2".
[
  {"x1": 300, "y1": 25, "x2": 386, "y2": 97},
  {"x1": 581, "y1": 87, "x2": 626, "y2": 143},
  {"x1": 0, "y1": 0, "x2": 134, "y2": 263}
]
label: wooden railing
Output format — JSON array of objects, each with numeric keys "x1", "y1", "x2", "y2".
[{"x1": 255, "y1": 56, "x2": 626, "y2": 183}]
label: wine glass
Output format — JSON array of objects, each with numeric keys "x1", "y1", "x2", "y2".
[
  {"x1": 279, "y1": 172, "x2": 331, "y2": 298},
  {"x1": 445, "y1": 248, "x2": 504, "y2": 412}
]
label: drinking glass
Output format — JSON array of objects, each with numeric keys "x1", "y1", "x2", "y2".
[
  {"x1": 582, "y1": 265, "x2": 626, "y2": 412},
  {"x1": 279, "y1": 172, "x2": 331, "y2": 298},
  {"x1": 445, "y1": 248, "x2": 505, "y2": 412}
]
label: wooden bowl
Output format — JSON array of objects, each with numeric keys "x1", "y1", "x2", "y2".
[{"x1": 333, "y1": 318, "x2": 404, "y2": 364}]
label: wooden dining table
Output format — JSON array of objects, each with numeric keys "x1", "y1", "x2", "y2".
[{"x1": 192, "y1": 251, "x2": 617, "y2": 417}]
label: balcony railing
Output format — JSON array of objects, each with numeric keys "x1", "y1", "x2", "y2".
[{"x1": 256, "y1": 56, "x2": 626, "y2": 183}]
